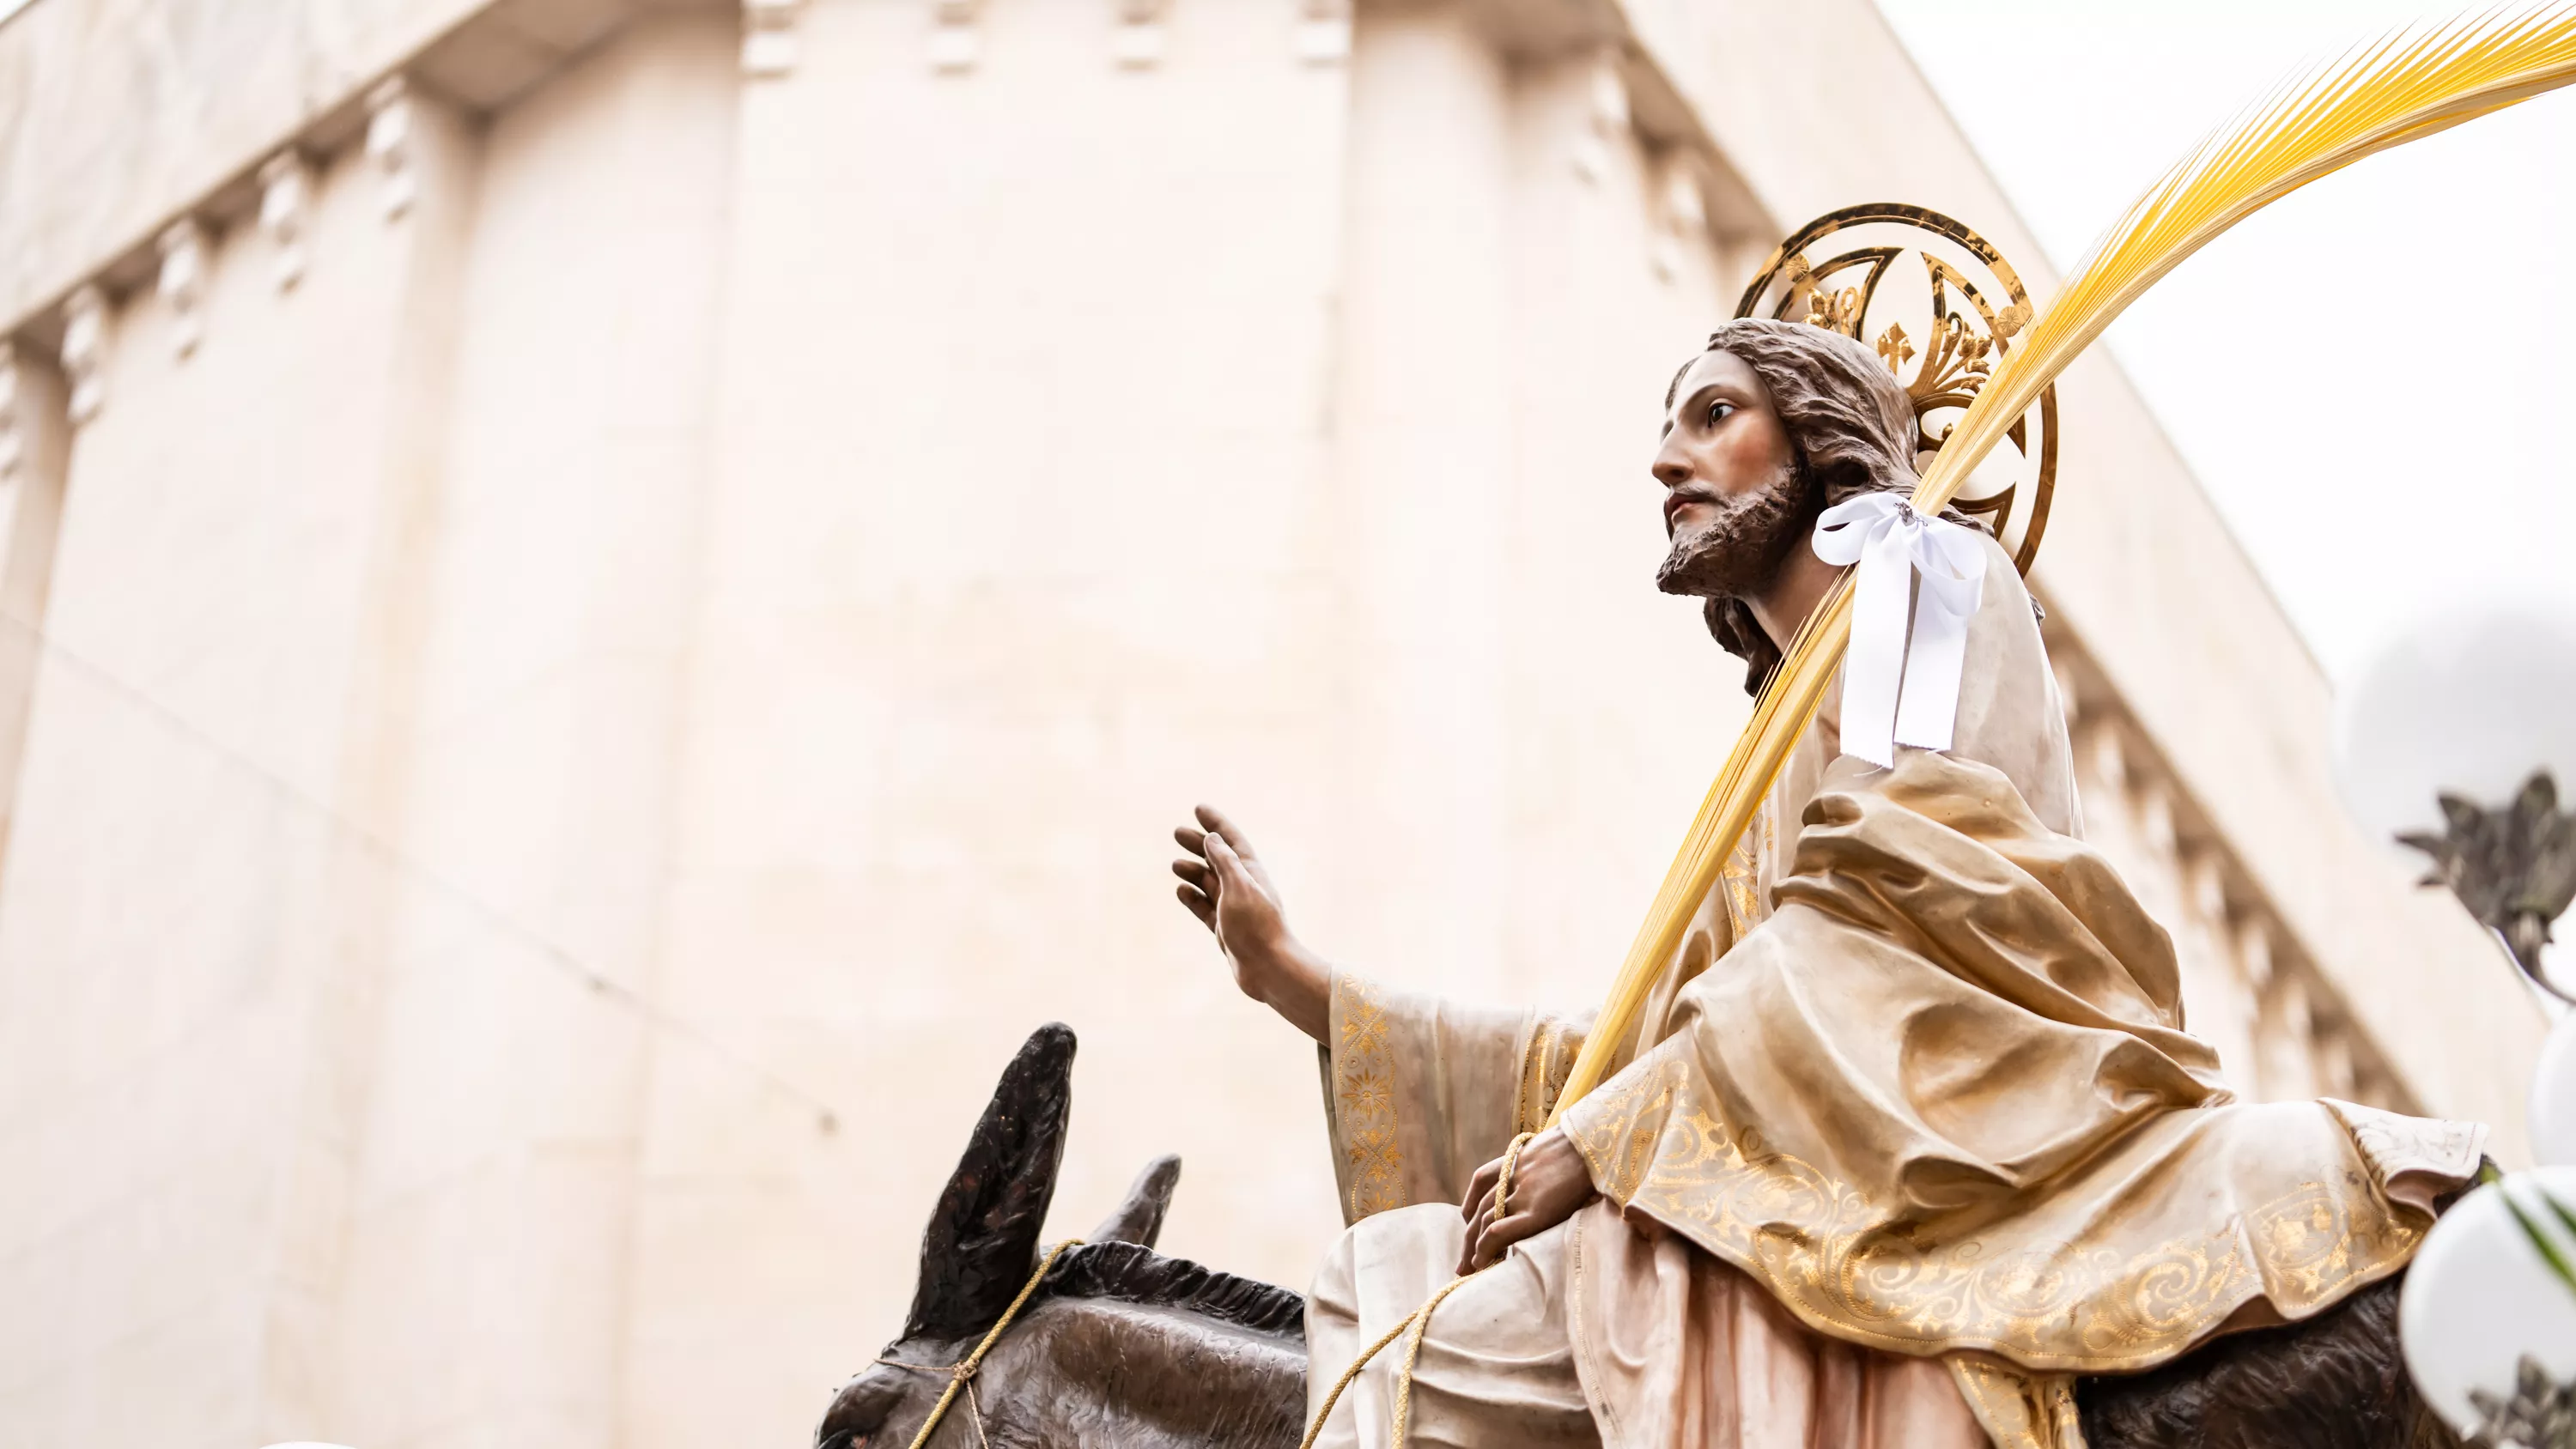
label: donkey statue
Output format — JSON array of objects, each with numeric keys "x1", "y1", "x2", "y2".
[
  {"x1": 817, "y1": 1024, "x2": 2457, "y2": 1449},
  {"x1": 816, "y1": 1023, "x2": 1306, "y2": 1449}
]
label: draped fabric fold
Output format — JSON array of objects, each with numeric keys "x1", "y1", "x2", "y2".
[
  {"x1": 1319, "y1": 974, "x2": 1592, "y2": 1225},
  {"x1": 1302, "y1": 535, "x2": 2482, "y2": 1449},
  {"x1": 1558, "y1": 748, "x2": 2487, "y2": 1374}
]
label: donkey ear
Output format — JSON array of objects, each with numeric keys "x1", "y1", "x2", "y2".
[
  {"x1": 904, "y1": 1023, "x2": 1077, "y2": 1340},
  {"x1": 1088, "y1": 1155, "x2": 1181, "y2": 1249}
]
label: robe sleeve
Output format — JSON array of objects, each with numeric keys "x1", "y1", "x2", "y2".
[{"x1": 1318, "y1": 970, "x2": 1593, "y2": 1223}]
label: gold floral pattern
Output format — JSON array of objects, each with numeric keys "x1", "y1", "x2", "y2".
[
  {"x1": 1717, "y1": 801, "x2": 1776, "y2": 944},
  {"x1": 1333, "y1": 973, "x2": 1407, "y2": 1219},
  {"x1": 1513, "y1": 1016, "x2": 1582, "y2": 1135},
  {"x1": 1567, "y1": 1053, "x2": 2432, "y2": 1373},
  {"x1": 1553, "y1": 751, "x2": 2477, "y2": 1380},
  {"x1": 1947, "y1": 1356, "x2": 2085, "y2": 1449}
]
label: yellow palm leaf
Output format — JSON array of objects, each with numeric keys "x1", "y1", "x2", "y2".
[{"x1": 1551, "y1": 4, "x2": 2576, "y2": 1118}]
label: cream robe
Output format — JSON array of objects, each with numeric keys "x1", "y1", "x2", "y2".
[{"x1": 1304, "y1": 537, "x2": 2484, "y2": 1449}]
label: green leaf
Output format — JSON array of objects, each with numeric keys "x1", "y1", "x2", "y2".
[
  {"x1": 2544, "y1": 1185, "x2": 2576, "y2": 1246},
  {"x1": 2498, "y1": 1179, "x2": 2576, "y2": 1301}
]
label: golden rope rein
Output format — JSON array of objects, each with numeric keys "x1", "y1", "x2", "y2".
[
  {"x1": 880, "y1": 1237, "x2": 1085, "y2": 1449},
  {"x1": 1297, "y1": 1132, "x2": 1538, "y2": 1449}
]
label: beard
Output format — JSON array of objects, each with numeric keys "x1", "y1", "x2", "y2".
[{"x1": 1654, "y1": 467, "x2": 1814, "y2": 602}]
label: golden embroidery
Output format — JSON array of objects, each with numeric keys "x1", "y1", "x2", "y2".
[
  {"x1": 1947, "y1": 1356, "x2": 2085, "y2": 1449},
  {"x1": 1513, "y1": 1016, "x2": 1581, "y2": 1136},
  {"x1": 1333, "y1": 973, "x2": 1407, "y2": 1219},
  {"x1": 1717, "y1": 801, "x2": 1776, "y2": 943},
  {"x1": 1345, "y1": 1066, "x2": 1394, "y2": 1118},
  {"x1": 2043, "y1": 1376, "x2": 2087, "y2": 1449},
  {"x1": 1566, "y1": 1053, "x2": 2429, "y2": 1373}
]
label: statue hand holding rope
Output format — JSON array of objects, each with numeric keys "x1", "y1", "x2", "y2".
[{"x1": 1456, "y1": 1128, "x2": 1596, "y2": 1275}]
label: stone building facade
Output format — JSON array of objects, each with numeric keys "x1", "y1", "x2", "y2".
[{"x1": 0, "y1": 0, "x2": 2543, "y2": 1445}]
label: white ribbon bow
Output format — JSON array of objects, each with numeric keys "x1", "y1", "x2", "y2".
[{"x1": 1809, "y1": 493, "x2": 1988, "y2": 768}]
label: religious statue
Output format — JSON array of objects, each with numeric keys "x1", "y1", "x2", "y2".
[
  {"x1": 817, "y1": 1019, "x2": 2460, "y2": 1449},
  {"x1": 1150, "y1": 17, "x2": 2576, "y2": 1440},
  {"x1": 819, "y1": 18, "x2": 2576, "y2": 1449},
  {"x1": 1169, "y1": 312, "x2": 2487, "y2": 1449}
]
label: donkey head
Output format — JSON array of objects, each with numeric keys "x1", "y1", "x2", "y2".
[{"x1": 816, "y1": 1024, "x2": 1186, "y2": 1449}]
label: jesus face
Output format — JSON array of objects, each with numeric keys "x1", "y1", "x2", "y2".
[{"x1": 1651, "y1": 349, "x2": 1811, "y2": 603}]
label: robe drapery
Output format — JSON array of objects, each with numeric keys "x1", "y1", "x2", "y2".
[{"x1": 1305, "y1": 537, "x2": 2485, "y2": 1449}]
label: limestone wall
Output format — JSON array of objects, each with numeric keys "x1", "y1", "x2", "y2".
[{"x1": 0, "y1": 0, "x2": 2539, "y2": 1445}]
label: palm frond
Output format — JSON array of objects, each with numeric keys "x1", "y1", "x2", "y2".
[
  {"x1": 1923, "y1": 7, "x2": 2576, "y2": 518},
  {"x1": 1552, "y1": 6, "x2": 2576, "y2": 1117}
]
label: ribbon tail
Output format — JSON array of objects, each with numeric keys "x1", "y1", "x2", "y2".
[
  {"x1": 1893, "y1": 590, "x2": 1971, "y2": 750},
  {"x1": 1893, "y1": 537, "x2": 1985, "y2": 752},
  {"x1": 1838, "y1": 522, "x2": 1909, "y2": 768}
]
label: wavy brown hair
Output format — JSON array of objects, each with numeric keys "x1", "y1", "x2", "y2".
[{"x1": 1668, "y1": 318, "x2": 1971, "y2": 694}]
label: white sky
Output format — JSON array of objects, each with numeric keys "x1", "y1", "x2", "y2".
[{"x1": 1873, "y1": 0, "x2": 2576, "y2": 688}]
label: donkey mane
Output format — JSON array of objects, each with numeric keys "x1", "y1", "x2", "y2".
[{"x1": 1042, "y1": 1240, "x2": 1307, "y2": 1341}]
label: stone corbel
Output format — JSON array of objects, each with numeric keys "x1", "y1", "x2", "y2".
[
  {"x1": 2050, "y1": 653, "x2": 2084, "y2": 727},
  {"x1": 932, "y1": 0, "x2": 981, "y2": 72},
  {"x1": 2081, "y1": 718, "x2": 2127, "y2": 796},
  {"x1": 2235, "y1": 916, "x2": 2275, "y2": 993},
  {"x1": 61, "y1": 287, "x2": 107, "y2": 425},
  {"x1": 2136, "y1": 777, "x2": 2178, "y2": 860},
  {"x1": 366, "y1": 78, "x2": 416, "y2": 221},
  {"x1": 2258, "y1": 967, "x2": 2318, "y2": 1102},
  {"x1": 156, "y1": 220, "x2": 210, "y2": 359},
  {"x1": 2185, "y1": 853, "x2": 2230, "y2": 936},
  {"x1": 1295, "y1": 0, "x2": 1349, "y2": 64},
  {"x1": 2309, "y1": 1015, "x2": 2358, "y2": 1095},
  {"x1": 1114, "y1": 0, "x2": 1169, "y2": 69},
  {"x1": 0, "y1": 344, "x2": 23, "y2": 486},
  {"x1": 2272, "y1": 969, "x2": 2312, "y2": 1037},
  {"x1": 1572, "y1": 52, "x2": 1631, "y2": 184},
  {"x1": 258, "y1": 151, "x2": 315, "y2": 290},
  {"x1": 1650, "y1": 157, "x2": 1708, "y2": 282},
  {"x1": 743, "y1": 0, "x2": 805, "y2": 77}
]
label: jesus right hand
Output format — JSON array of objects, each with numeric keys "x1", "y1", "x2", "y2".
[{"x1": 1171, "y1": 804, "x2": 1330, "y2": 1045}]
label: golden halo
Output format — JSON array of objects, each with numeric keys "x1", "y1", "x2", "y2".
[{"x1": 1733, "y1": 203, "x2": 2058, "y2": 575}]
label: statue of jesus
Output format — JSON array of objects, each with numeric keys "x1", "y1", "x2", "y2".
[{"x1": 1170, "y1": 318, "x2": 2484, "y2": 1449}]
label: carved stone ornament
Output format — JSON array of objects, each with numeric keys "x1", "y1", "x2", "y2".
[
  {"x1": 743, "y1": 0, "x2": 805, "y2": 77},
  {"x1": 1296, "y1": 0, "x2": 1349, "y2": 64},
  {"x1": 156, "y1": 220, "x2": 209, "y2": 358},
  {"x1": 2399, "y1": 767, "x2": 2576, "y2": 1000},
  {"x1": 2469, "y1": 1355, "x2": 2576, "y2": 1449},
  {"x1": 365, "y1": 77, "x2": 416, "y2": 221},
  {"x1": 0, "y1": 343, "x2": 23, "y2": 484},
  {"x1": 1114, "y1": 0, "x2": 1169, "y2": 68},
  {"x1": 1572, "y1": 52, "x2": 1629, "y2": 184},
  {"x1": 1735, "y1": 203, "x2": 2060, "y2": 574},
  {"x1": 258, "y1": 151, "x2": 314, "y2": 290},
  {"x1": 932, "y1": 0, "x2": 981, "y2": 72},
  {"x1": 61, "y1": 285, "x2": 106, "y2": 425},
  {"x1": 1651, "y1": 157, "x2": 1708, "y2": 282}
]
